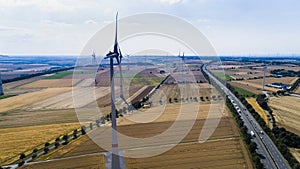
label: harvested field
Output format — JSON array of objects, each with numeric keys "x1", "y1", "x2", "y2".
[
  {"x1": 19, "y1": 79, "x2": 82, "y2": 88},
  {"x1": 22, "y1": 87, "x2": 110, "y2": 110},
  {"x1": 20, "y1": 154, "x2": 105, "y2": 169},
  {"x1": 290, "y1": 148, "x2": 300, "y2": 163},
  {"x1": 150, "y1": 83, "x2": 219, "y2": 106},
  {"x1": 34, "y1": 103, "x2": 252, "y2": 168},
  {"x1": 0, "y1": 87, "x2": 71, "y2": 113},
  {"x1": 0, "y1": 109, "x2": 78, "y2": 128},
  {"x1": 230, "y1": 77, "x2": 298, "y2": 94},
  {"x1": 0, "y1": 123, "x2": 80, "y2": 165},
  {"x1": 94, "y1": 86, "x2": 142, "y2": 107},
  {"x1": 294, "y1": 85, "x2": 300, "y2": 94},
  {"x1": 269, "y1": 96, "x2": 300, "y2": 136},
  {"x1": 164, "y1": 72, "x2": 205, "y2": 84},
  {"x1": 246, "y1": 98, "x2": 269, "y2": 126},
  {"x1": 125, "y1": 139, "x2": 251, "y2": 169}
]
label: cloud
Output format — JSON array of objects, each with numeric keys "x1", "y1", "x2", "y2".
[
  {"x1": 40, "y1": 20, "x2": 73, "y2": 28},
  {"x1": 196, "y1": 19, "x2": 210, "y2": 23},
  {"x1": 159, "y1": 0, "x2": 183, "y2": 5},
  {"x1": 84, "y1": 20, "x2": 98, "y2": 25}
]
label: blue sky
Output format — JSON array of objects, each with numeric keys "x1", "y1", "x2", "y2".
[{"x1": 0, "y1": 0, "x2": 299, "y2": 56}]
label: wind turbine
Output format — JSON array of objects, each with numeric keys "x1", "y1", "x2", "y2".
[
  {"x1": 104, "y1": 12, "x2": 122, "y2": 169},
  {"x1": 92, "y1": 51, "x2": 97, "y2": 65},
  {"x1": 0, "y1": 72, "x2": 3, "y2": 95},
  {"x1": 262, "y1": 66, "x2": 267, "y2": 91},
  {"x1": 116, "y1": 44, "x2": 130, "y2": 107}
]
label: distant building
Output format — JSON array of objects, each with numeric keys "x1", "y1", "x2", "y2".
[
  {"x1": 266, "y1": 82, "x2": 291, "y2": 91},
  {"x1": 0, "y1": 72, "x2": 3, "y2": 95}
]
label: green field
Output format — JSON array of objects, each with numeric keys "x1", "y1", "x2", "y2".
[
  {"x1": 213, "y1": 72, "x2": 233, "y2": 81},
  {"x1": 114, "y1": 72, "x2": 142, "y2": 78},
  {"x1": 43, "y1": 71, "x2": 73, "y2": 79},
  {"x1": 129, "y1": 77, "x2": 164, "y2": 86},
  {"x1": 232, "y1": 86, "x2": 256, "y2": 97},
  {"x1": 0, "y1": 94, "x2": 16, "y2": 100}
]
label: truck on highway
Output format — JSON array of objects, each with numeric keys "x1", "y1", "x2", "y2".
[{"x1": 250, "y1": 130, "x2": 255, "y2": 137}]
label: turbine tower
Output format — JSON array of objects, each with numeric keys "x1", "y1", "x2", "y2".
[
  {"x1": 92, "y1": 51, "x2": 97, "y2": 65},
  {"x1": 262, "y1": 66, "x2": 267, "y2": 92},
  {"x1": 0, "y1": 72, "x2": 3, "y2": 95},
  {"x1": 104, "y1": 12, "x2": 122, "y2": 169}
]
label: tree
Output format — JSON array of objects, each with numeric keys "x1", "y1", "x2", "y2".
[
  {"x1": 90, "y1": 123, "x2": 93, "y2": 130},
  {"x1": 81, "y1": 126, "x2": 86, "y2": 135},
  {"x1": 96, "y1": 119, "x2": 100, "y2": 127},
  {"x1": 73, "y1": 129, "x2": 78, "y2": 139},
  {"x1": 55, "y1": 137, "x2": 60, "y2": 142},
  {"x1": 19, "y1": 153, "x2": 26, "y2": 159},
  {"x1": 62, "y1": 134, "x2": 69, "y2": 145},
  {"x1": 249, "y1": 142, "x2": 257, "y2": 154},
  {"x1": 44, "y1": 142, "x2": 50, "y2": 147},
  {"x1": 32, "y1": 148, "x2": 38, "y2": 158}
]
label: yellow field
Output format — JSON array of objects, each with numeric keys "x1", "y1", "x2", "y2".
[
  {"x1": 290, "y1": 148, "x2": 300, "y2": 163},
  {"x1": 269, "y1": 96, "x2": 300, "y2": 136},
  {"x1": 19, "y1": 154, "x2": 105, "y2": 169},
  {"x1": 0, "y1": 123, "x2": 80, "y2": 165},
  {"x1": 231, "y1": 77, "x2": 299, "y2": 94},
  {"x1": 125, "y1": 139, "x2": 250, "y2": 169},
  {"x1": 0, "y1": 87, "x2": 71, "y2": 113},
  {"x1": 30, "y1": 102, "x2": 253, "y2": 169},
  {"x1": 246, "y1": 98, "x2": 269, "y2": 126},
  {"x1": 19, "y1": 79, "x2": 81, "y2": 88},
  {"x1": 294, "y1": 85, "x2": 300, "y2": 94}
]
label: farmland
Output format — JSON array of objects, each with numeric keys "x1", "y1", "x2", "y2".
[
  {"x1": 213, "y1": 71, "x2": 234, "y2": 81},
  {"x1": 29, "y1": 102, "x2": 253, "y2": 169},
  {"x1": 269, "y1": 96, "x2": 300, "y2": 136},
  {"x1": 232, "y1": 86, "x2": 256, "y2": 97},
  {"x1": 0, "y1": 87, "x2": 71, "y2": 113},
  {"x1": 43, "y1": 71, "x2": 73, "y2": 79},
  {"x1": 246, "y1": 98, "x2": 269, "y2": 126},
  {"x1": 0, "y1": 65, "x2": 168, "y2": 166},
  {"x1": 230, "y1": 77, "x2": 298, "y2": 94},
  {"x1": 19, "y1": 154, "x2": 105, "y2": 169},
  {"x1": 0, "y1": 123, "x2": 80, "y2": 165},
  {"x1": 0, "y1": 58, "x2": 256, "y2": 168}
]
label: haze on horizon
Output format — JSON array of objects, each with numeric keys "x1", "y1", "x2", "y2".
[{"x1": 0, "y1": 0, "x2": 300, "y2": 56}]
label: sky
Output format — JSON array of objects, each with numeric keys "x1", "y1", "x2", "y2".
[{"x1": 0, "y1": 0, "x2": 300, "y2": 56}]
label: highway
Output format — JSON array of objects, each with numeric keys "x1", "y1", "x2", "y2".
[{"x1": 202, "y1": 64, "x2": 290, "y2": 169}]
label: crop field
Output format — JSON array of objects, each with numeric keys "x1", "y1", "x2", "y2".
[
  {"x1": 0, "y1": 87, "x2": 71, "y2": 113},
  {"x1": 246, "y1": 98, "x2": 269, "y2": 126},
  {"x1": 213, "y1": 72, "x2": 234, "y2": 81},
  {"x1": 19, "y1": 154, "x2": 105, "y2": 169},
  {"x1": 0, "y1": 122, "x2": 80, "y2": 165},
  {"x1": 43, "y1": 71, "x2": 74, "y2": 79},
  {"x1": 269, "y1": 96, "x2": 300, "y2": 136},
  {"x1": 0, "y1": 109, "x2": 78, "y2": 128},
  {"x1": 0, "y1": 63, "x2": 254, "y2": 168},
  {"x1": 19, "y1": 79, "x2": 82, "y2": 88},
  {"x1": 290, "y1": 148, "x2": 300, "y2": 164},
  {"x1": 32, "y1": 101, "x2": 252, "y2": 168},
  {"x1": 233, "y1": 86, "x2": 256, "y2": 97},
  {"x1": 125, "y1": 139, "x2": 250, "y2": 169},
  {"x1": 230, "y1": 77, "x2": 298, "y2": 94},
  {"x1": 95, "y1": 67, "x2": 167, "y2": 87},
  {"x1": 208, "y1": 62, "x2": 300, "y2": 81},
  {"x1": 294, "y1": 85, "x2": 300, "y2": 94},
  {"x1": 164, "y1": 71, "x2": 207, "y2": 84},
  {"x1": 22, "y1": 87, "x2": 110, "y2": 110},
  {"x1": 149, "y1": 83, "x2": 219, "y2": 106}
]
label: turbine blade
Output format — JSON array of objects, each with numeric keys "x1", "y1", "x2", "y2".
[{"x1": 114, "y1": 12, "x2": 119, "y2": 54}]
